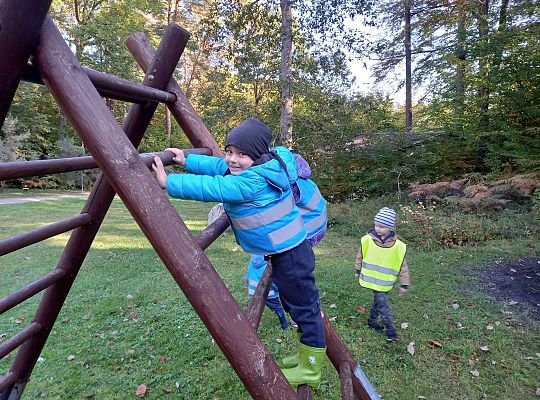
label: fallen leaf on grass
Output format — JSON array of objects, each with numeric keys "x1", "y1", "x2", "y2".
[
  {"x1": 67, "y1": 355, "x2": 76, "y2": 361},
  {"x1": 451, "y1": 303, "x2": 459, "y2": 309},
  {"x1": 407, "y1": 342, "x2": 415, "y2": 356},
  {"x1": 135, "y1": 384, "x2": 147, "y2": 397},
  {"x1": 401, "y1": 322, "x2": 409, "y2": 330},
  {"x1": 470, "y1": 370, "x2": 480, "y2": 377},
  {"x1": 275, "y1": 338, "x2": 283, "y2": 343},
  {"x1": 423, "y1": 313, "x2": 429, "y2": 319},
  {"x1": 468, "y1": 359, "x2": 475, "y2": 366},
  {"x1": 450, "y1": 354, "x2": 460, "y2": 360},
  {"x1": 329, "y1": 304, "x2": 337, "y2": 309},
  {"x1": 428, "y1": 340, "x2": 442, "y2": 348},
  {"x1": 129, "y1": 311, "x2": 138, "y2": 320},
  {"x1": 356, "y1": 306, "x2": 365, "y2": 314},
  {"x1": 162, "y1": 387, "x2": 171, "y2": 394},
  {"x1": 329, "y1": 316, "x2": 337, "y2": 322},
  {"x1": 480, "y1": 345, "x2": 489, "y2": 352},
  {"x1": 535, "y1": 388, "x2": 540, "y2": 396},
  {"x1": 159, "y1": 357, "x2": 170, "y2": 363},
  {"x1": 486, "y1": 323, "x2": 494, "y2": 330},
  {"x1": 491, "y1": 360, "x2": 497, "y2": 365},
  {"x1": 15, "y1": 316, "x2": 25, "y2": 324}
]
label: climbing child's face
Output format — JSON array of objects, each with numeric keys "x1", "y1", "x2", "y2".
[
  {"x1": 374, "y1": 223, "x2": 392, "y2": 238},
  {"x1": 225, "y1": 145, "x2": 254, "y2": 175}
]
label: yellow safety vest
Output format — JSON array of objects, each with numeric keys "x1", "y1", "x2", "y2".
[{"x1": 358, "y1": 235, "x2": 407, "y2": 292}]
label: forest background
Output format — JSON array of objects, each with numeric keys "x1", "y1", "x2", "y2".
[{"x1": 0, "y1": 0, "x2": 538, "y2": 202}]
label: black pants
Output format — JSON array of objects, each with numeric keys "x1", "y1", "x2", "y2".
[{"x1": 270, "y1": 240, "x2": 325, "y2": 348}]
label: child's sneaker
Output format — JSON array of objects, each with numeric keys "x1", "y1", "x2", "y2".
[{"x1": 386, "y1": 330, "x2": 398, "y2": 342}]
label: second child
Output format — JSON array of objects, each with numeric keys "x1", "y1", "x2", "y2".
[{"x1": 354, "y1": 207, "x2": 410, "y2": 341}]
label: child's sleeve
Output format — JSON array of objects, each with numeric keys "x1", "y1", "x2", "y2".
[
  {"x1": 166, "y1": 172, "x2": 259, "y2": 203},
  {"x1": 399, "y1": 259, "x2": 411, "y2": 287},
  {"x1": 185, "y1": 154, "x2": 228, "y2": 176}
]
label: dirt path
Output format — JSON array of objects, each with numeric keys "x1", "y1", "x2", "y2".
[{"x1": 0, "y1": 194, "x2": 88, "y2": 205}]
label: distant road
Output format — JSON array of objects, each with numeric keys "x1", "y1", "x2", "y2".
[{"x1": 0, "y1": 194, "x2": 88, "y2": 205}]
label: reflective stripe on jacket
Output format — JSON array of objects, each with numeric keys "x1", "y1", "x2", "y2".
[
  {"x1": 273, "y1": 146, "x2": 327, "y2": 241},
  {"x1": 295, "y1": 178, "x2": 327, "y2": 239},
  {"x1": 247, "y1": 255, "x2": 279, "y2": 298},
  {"x1": 359, "y1": 234, "x2": 407, "y2": 292}
]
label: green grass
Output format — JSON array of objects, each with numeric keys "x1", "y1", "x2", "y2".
[{"x1": 0, "y1": 194, "x2": 539, "y2": 399}]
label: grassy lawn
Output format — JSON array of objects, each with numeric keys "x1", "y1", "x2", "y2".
[{"x1": 0, "y1": 193, "x2": 538, "y2": 399}]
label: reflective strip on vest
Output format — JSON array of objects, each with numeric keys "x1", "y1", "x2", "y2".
[
  {"x1": 229, "y1": 197, "x2": 294, "y2": 230},
  {"x1": 268, "y1": 215, "x2": 305, "y2": 246},
  {"x1": 300, "y1": 187, "x2": 323, "y2": 214},
  {"x1": 358, "y1": 273, "x2": 395, "y2": 287},
  {"x1": 361, "y1": 261, "x2": 400, "y2": 276}
]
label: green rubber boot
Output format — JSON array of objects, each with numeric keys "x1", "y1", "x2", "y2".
[
  {"x1": 281, "y1": 332, "x2": 301, "y2": 368},
  {"x1": 281, "y1": 344, "x2": 326, "y2": 388}
]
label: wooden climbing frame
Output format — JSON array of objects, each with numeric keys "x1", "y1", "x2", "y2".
[{"x1": 0, "y1": 2, "x2": 379, "y2": 399}]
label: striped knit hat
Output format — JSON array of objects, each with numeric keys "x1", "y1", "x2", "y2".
[{"x1": 374, "y1": 207, "x2": 397, "y2": 229}]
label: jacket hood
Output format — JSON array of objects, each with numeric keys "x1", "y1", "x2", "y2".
[
  {"x1": 272, "y1": 146, "x2": 299, "y2": 184},
  {"x1": 248, "y1": 157, "x2": 291, "y2": 192}
]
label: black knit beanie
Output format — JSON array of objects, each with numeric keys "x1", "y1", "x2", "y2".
[{"x1": 224, "y1": 118, "x2": 272, "y2": 161}]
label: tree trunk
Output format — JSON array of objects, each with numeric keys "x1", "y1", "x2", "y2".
[
  {"x1": 404, "y1": 0, "x2": 412, "y2": 132},
  {"x1": 478, "y1": 0, "x2": 489, "y2": 128},
  {"x1": 454, "y1": 5, "x2": 466, "y2": 121},
  {"x1": 279, "y1": 0, "x2": 294, "y2": 148}
]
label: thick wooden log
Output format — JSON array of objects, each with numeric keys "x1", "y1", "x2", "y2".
[
  {"x1": 340, "y1": 362, "x2": 355, "y2": 400},
  {"x1": 296, "y1": 385, "x2": 313, "y2": 399},
  {"x1": 9, "y1": 17, "x2": 296, "y2": 400},
  {"x1": 126, "y1": 34, "x2": 224, "y2": 156},
  {"x1": 323, "y1": 314, "x2": 380, "y2": 400},
  {"x1": 0, "y1": 0, "x2": 52, "y2": 127},
  {"x1": 0, "y1": 149, "x2": 210, "y2": 181},
  {"x1": 2, "y1": 21, "x2": 190, "y2": 400},
  {"x1": 0, "y1": 372, "x2": 17, "y2": 394}
]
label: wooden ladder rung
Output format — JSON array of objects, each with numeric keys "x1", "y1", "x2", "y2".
[
  {"x1": 0, "y1": 269, "x2": 67, "y2": 314},
  {"x1": 0, "y1": 371, "x2": 17, "y2": 393},
  {"x1": 0, "y1": 322, "x2": 42, "y2": 359},
  {"x1": 0, "y1": 149, "x2": 211, "y2": 181},
  {"x1": 0, "y1": 213, "x2": 92, "y2": 256}
]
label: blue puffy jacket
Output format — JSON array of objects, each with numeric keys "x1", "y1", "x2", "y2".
[
  {"x1": 166, "y1": 154, "x2": 306, "y2": 255},
  {"x1": 246, "y1": 254, "x2": 279, "y2": 299},
  {"x1": 273, "y1": 147, "x2": 327, "y2": 241}
]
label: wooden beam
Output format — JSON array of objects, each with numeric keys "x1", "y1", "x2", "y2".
[
  {"x1": 0, "y1": 0, "x2": 52, "y2": 127},
  {"x1": 126, "y1": 33, "x2": 224, "y2": 157}
]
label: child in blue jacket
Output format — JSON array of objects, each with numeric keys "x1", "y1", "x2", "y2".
[{"x1": 152, "y1": 118, "x2": 325, "y2": 387}]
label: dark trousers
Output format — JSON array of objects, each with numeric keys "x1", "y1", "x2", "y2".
[
  {"x1": 368, "y1": 291, "x2": 395, "y2": 334},
  {"x1": 270, "y1": 240, "x2": 325, "y2": 348},
  {"x1": 265, "y1": 296, "x2": 285, "y2": 315}
]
